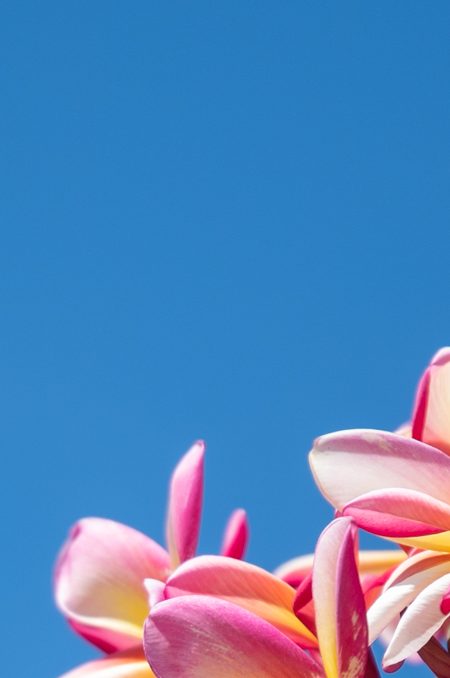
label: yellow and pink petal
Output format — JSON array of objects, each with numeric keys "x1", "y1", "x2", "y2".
[
  {"x1": 144, "y1": 596, "x2": 324, "y2": 678},
  {"x1": 313, "y1": 517, "x2": 368, "y2": 678},
  {"x1": 162, "y1": 554, "x2": 317, "y2": 648},
  {"x1": 55, "y1": 518, "x2": 170, "y2": 652},
  {"x1": 275, "y1": 550, "x2": 405, "y2": 590},
  {"x1": 59, "y1": 647, "x2": 153, "y2": 678}
]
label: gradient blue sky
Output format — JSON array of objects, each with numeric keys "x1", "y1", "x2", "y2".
[{"x1": 2, "y1": 3, "x2": 449, "y2": 676}]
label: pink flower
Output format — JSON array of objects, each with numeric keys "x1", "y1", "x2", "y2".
[
  {"x1": 54, "y1": 441, "x2": 249, "y2": 677},
  {"x1": 143, "y1": 518, "x2": 377, "y2": 678},
  {"x1": 309, "y1": 349, "x2": 450, "y2": 669}
]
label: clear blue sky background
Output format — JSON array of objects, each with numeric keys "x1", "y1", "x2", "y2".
[{"x1": 1, "y1": 3, "x2": 449, "y2": 676}]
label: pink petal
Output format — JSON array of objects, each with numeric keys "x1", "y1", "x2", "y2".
[
  {"x1": 313, "y1": 517, "x2": 368, "y2": 678},
  {"x1": 342, "y1": 488, "x2": 450, "y2": 537},
  {"x1": 293, "y1": 576, "x2": 317, "y2": 640},
  {"x1": 163, "y1": 554, "x2": 317, "y2": 647},
  {"x1": 368, "y1": 551, "x2": 450, "y2": 644},
  {"x1": 144, "y1": 596, "x2": 324, "y2": 677},
  {"x1": 440, "y1": 581, "x2": 450, "y2": 614},
  {"x1": 383, "y1": 573, "x2": 450, "y2": 668},
  {"x1": 293, "y1": 574, "x2": 313, "y2": 615},
  {"x1": 59, "y1": 647, "x2": 152, "y2": 677},
  {"x1": 412, "y1": 348, "x2": 450, "y2": 455},
  {"x1": 364, "y1": 650, "x2": 381, "y2": 678},
  {"x1": 144, "y1": 579, "x2": 165, "y2": 608},
  {"x1": 55, "y1": 518, "x2": 170, "y2": 652},
  {"x1": 309, "y1": 429, "x2": 450, "y2": 510},
  {"x1": 165, "y1": 441, "x2": 204, "y2": 567},
  {"x1": 220, "y1": 508, "x2": 249, "y2": 559},
  {"x1": 274, "y1": 554, "x2": 314, "y2": 588}
]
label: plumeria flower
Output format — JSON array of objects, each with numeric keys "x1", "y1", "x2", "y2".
[
  {"x1": 143, "y1": 517, "x2": 378, "y2": 678},
  {"x1": 54, "y1": 441, "x2": 249, "y2": 677},
  {"x1": 308, "y1": 348, "x2": 450, "y2": 670}
]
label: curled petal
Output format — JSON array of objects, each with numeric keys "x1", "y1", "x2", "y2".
[
  {"x1": 313, "y1": 518, "x2": 368, "y2": 678},
  {"x1": 220, "y1": 508, "x2": 249, "y2": 559},
  {"x1": 342, "y1": 489, "x2": 450, "y2": 537},
  {"x1": 55, "y1": 518, "x2": 169, "y2": 652},
  {"x1": 368, "y1": 551, "x2": 450, "y2": 644},
  {"x1": 166, "y1": 441, "x2": 204, "y2": 567},
  {"x1": 144, "y1": 596, "x2": 324, "y2": 677},
  {"x1": 309, "y1": 430, "x2": 450, "y2": 511},
  {"x1": 383, "y1": 573, "x2": 450, "y2": 668},
  {"x1": 59, "y1": 647, "x2": 152, "y2": 677},
  {"x1": 164, "y1": 554, "x2": 317, "y2": 647}
]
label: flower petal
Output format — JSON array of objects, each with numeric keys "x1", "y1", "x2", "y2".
[
  {"x1": 55, "y1": 518, "x2": 169, "y2": 651},
  {"x1": 59, "y1": 647, "x2": 153, "y2": 677},
  {"x1": 342, "y1": 488, "x2": 450, "y2": 537},
  {"x1": 275, "y1": 551, "x2": 405, "y2": 589},
  {"x1": 220, "y1": 508, "x2": 249, "y2": 559},
  {"x1": 144, "y1": 596, "x2": 324, "y2": 678},
  {"x1": 313, "y1": 518, "x2": 368, "y2": 678},
  {"x1": 368, "y1": 551, "x2": 450, "y2": 644},
  {"x1": 166, "y1": 441, "x2": 204, "y2": 567},
  {"x1": 393, "y1": 531, "x2": 450, "y2": 552},
  {"x1": 383, "y1": 573, "x2": 450, "y2": 668},
  {"x1": 274, "y1": 554, "x2": 314, "y2": 588},
  {"x1": 412, "y1": 348, "x2": 450, "y2": 455},
  {"x1": 309, "y1": 429, "x2": 450, "y2": 510},
  {"x1": 163, "y1": 554, "x2": 317, "y2": 647}
]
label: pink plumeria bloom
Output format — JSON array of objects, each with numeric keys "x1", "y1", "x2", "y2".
[
  {"x1": 309, "y1": 348, "x2": 450, "y2": 670},
  {"x1": 54, "y1": 441, "x2": 249, "y2": 677},
  {"x1": 143, "y1": 518, "x2": 378, "y2": 678}
]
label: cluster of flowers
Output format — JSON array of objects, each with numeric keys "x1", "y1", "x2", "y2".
[{"x1": 55, "y1": 348, "x2": 450, "y2": 677}]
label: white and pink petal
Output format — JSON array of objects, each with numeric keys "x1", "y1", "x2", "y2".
[
  {"x1": 383, "y1": 573, "x2": 450, "y2": 669},
  {"x1": 368, "y1": 551, "x2": 450, "y2": 644},
  {"x1": 342, "y1": 488, "x2": 450, "y2": 538},
  {"x1": 309, "y1": 430, "x2": 450, "y2": 511}
]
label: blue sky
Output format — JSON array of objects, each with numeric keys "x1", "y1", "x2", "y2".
[{"x1": 1, "y1": 3, "x2": 449, "y2": 676}]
